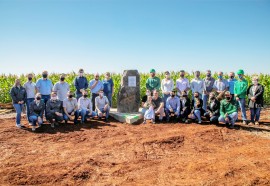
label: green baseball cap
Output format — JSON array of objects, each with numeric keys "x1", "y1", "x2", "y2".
[
  {"x1": 237, "y1": 69, "x2": 244, "y2": 75},
  {"x1": 150, "y1": 69, "x2": 156, "y2": 73}
]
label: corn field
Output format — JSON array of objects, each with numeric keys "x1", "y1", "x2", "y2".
[{"x1": 0, "y1": 72, "x2": 269, "y2": 107}]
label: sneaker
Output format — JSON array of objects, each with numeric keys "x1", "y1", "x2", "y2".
[
  {"x1": 51, "y1": 123, "x2": 55, "y2": 128},
  {"x1": 151, "y1": 119, "x2": 156, "y2": 124},
  {"x1": 255, "y1": 121, "x2": 260, "y2": 125},
  {"x1": 16, "y1": 124, "x2": 22, "y2": 128},
  {"x1": 229, "y1": 125, "x2": 234, "y2": 129},
  {"x1": 29, "y1": 123, "x2": 33, "y2": 126},
  {"x1": 248, "y1": 122, "x2": 255, "y2": 126},
  {"x1": 143, "y1": 120, "x2": 146, "y2": 124},
  {"x1": 198, "y1": 121, "x2": 202, "y2": 124},
  {"x1": 32, "y1": 126, "x2": 36, "y2": 132},
  {"x1": 243, "y1": 120, "x2": 248, "y2": 125}
]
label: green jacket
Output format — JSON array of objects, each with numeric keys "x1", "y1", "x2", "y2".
[
  {"x1": 234, "y1": 79, "x2": 248, "y2": 99},
  {"x1": 146, "y1": 76, "x2": 161, "y2": 91},
  {"x1": 220, "y1": 99, "x2": 238, "y2": 117}
]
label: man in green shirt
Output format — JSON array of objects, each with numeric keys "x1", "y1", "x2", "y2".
[
  {"x1": 218, "y1": 91, "x2": 238, "y2": 129},
  {"x1": 146, "y1": 69, "x2": 161, "y2": 93},
  {"x1": 234, "y1": 69, "x2": 248, "y2": 124}
]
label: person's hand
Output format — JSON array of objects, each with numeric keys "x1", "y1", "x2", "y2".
[
  {"x1": 170, "y1": 108, "x2": 173, "y2": 112},
  {"x1": 225, "y1": 117, "x2": 229, "y2": 122},
  {"x1": 251, "y1": 97, "x2": 256, "y2": 102},
  {"x1": 175, "y1": 112, "x2": 178, "y2": 115},
  {"x1": 210, "y1": 113, "x2": 213, "y2": 118},
  {"x1": 70, "y1": 112, "x2": 74, "y2": 116},
  {"x1": 88, "y1": 111, "x2": 92, "y2": 116},
  {"x1": 104, "y1": 105, "x2": 108, "y2": 111},
  {"x1": 236, "y1": 97, "x2": 240, "y2": 101},
  {"x1": 80, "y1": 89, "x2": 84, "y2": 93},
  {"x1": 68, "y1": 115, "x2": 73, "y2": 120},
  {"x1": 225, "y1": 113, "x2": 228, "y2": 117}
]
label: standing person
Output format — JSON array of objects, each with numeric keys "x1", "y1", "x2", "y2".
[
  {"x1": 247, "y1": 76, "x2": 264, "y2": 125},
  {"x1": 23, "y1": 73, "x2": 36, "y2": 124},
  {"x1": 36, "y1": 70, "x2": 53, "y2": 117},
  {"x1": 165, "y1": 90, "x2": 181, "y2": 122},
  {"x1": 102, "y1": 72, "x2": 114, "y2": 107},
  {"x1": 218, "y1": 91, "x2": 238, "y2": 129},
  {"x1": 213, "y1": 71, "x2": 229, "y2": 101},
  {"x1": 176, "y1": 70, "x2": 190, "y2": 97},
  {"x1": 78, "y1": 91, "x2": 97, "y2": 124},
  {"x1": 203, "y1": 70, "x2": 215, "y2": 111},
  {"x1": 191, "y1": 91, "x2": 204, "y2": 124},
  {"x1": 152, "y1": 90, "x2": 165, "y2": 122},
  {"x1": 95, "y1": 90, "x2": 110, "y2": 122},
  {"x1": 142, "y1": 96, "x2": 156, "y2": 124},
  {"x1": 89, "y1": 73, "x2": 104, "y2": 111},
  {"x1": 146, "y1": 69, "x2": 161, "y2": 93},
  {"x1": 180, "y1": 91, "x2": 191, "y2": 123},
  {"x1": 29, "y1": 93, "x2": 45, "y2": 131},
  {"x1": 10, "y1": 79, "x2": 27, "y2": 128},
  {"x1": 63, "y1": 91, "x2": 80, "y2": 124},
  {"x1": 234, "y1": 69, "x2": 248, "y2": 125},
  {"x1": 53, "y1": 74, "x2": 70, "y2": 102},
  {"x1": 73, "y1": 69, "x2": 88, "y2": 100},
  {"x1": 161, "y1": 71, "x2": 174, "y2": 105},
  {"x1": 228, "y1": 72, "x2": 237, "y2": 98},
  {"x1": 46, "y1": 92, "x2": 64, "y2": 128},
  {"x1": 190, "y1": 71, "x2": 204, "y2": 99},
  {"x1": 204, "y1": 92, "x2": 220, "y2": 124}
]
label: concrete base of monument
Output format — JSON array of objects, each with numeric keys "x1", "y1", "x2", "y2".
[{"x1": 109, "y1": 108, "x2": 143, "y2": 124}]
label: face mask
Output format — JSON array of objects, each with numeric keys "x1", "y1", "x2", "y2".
[
  {"x1": 79, "y1": 73, "x2": 84, "y2": 77},
  {"x1": 28, "y1": 77, "x2": 32, "y2": 81},
  {"x1": 43, "y1": 74, "x2": 48, "y2": 78},
  {"x1": 36, "y1": 97, "x2": 41, "y2": 100},
  {"x1": 84, "y1": 95, "x2": 88, "y2": 98},
  {"x1": 230, "y1": 76, "x2": 234, "y2": 79},
  {"x1": 171, "y1": 94, "x2": 175, "y2": 98},
  {"x1": 194, "y1": 95, "x2": 199, "y2": 98},
  {"x1": 210, "y1": 97, "x2": 215, "y2": 100},
  {"x1": 196, "y1": 75, "x2": 200, "y2": 78},
  {"x1": 206, "y1": 74, "x2": 211, "y2": 77},
  {"x1": 16, "y1": 83, "x2": 20, "y2": 87},
  {"x1": 60, "y1": 77, "x2": 65, "y2": 81},
  {"x1": 146, "y1": 92, "x2": 151, "y2": 96},
  {"x1": 69, "y1": 95, "x2": 73, "y2": 98},
  {"x1": 253, "y1": 81, "x2": 258, "y2": 85},
  {"x1": 183, "y1": 95, "x2": 187, "y2": 98},
  {"x1": 238, "y1": 75, "x2": 243, "y2": 79},
  {"x1": 100, "y1": 93, "x2": 104, "y2": 97},
  {"x1": 218, "y1": 75, "x2": 223, "y2": 79},
  {"x1": 225, "y1": 96, "x2": 231, "y2": 101},
  {"x1": 180, "y1": 74, "x2": 184, "y2": 78},
  {"x1": 51, "y1": 97, "x2": 57, "y2": 101}
]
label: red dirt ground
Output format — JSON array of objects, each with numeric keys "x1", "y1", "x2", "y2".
[{"x1": 0, "y1": 109, "x2": 270, "y2": 186}]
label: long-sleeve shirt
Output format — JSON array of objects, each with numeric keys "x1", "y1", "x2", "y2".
[
  {"x1": 220, "y1": 99, "x2": 238, "y2": 117},
  {"x1": 10, "y1": 86, "x2": 27, "y2": 104},
  {"x1": 46, "y1": 99, "x2": 63, "y2": 115},
  {"x1": 73, "y1": 76, "x2": 88, "y2": 94},
  {"x1": 234, "y1": 79, "x2": 248, "y2": 99},
  {"x1": 146, "y1": 77, "x2": 161, "y2": 91},
  {"x1": 161, "y1": 79, "x2": 174, "y2": 94},
  {"x1": 89, "y1": 80, "x2": 104, "y2": 94},
  {"x1": 214, "y1": 79, "x2": 229, "y2": 91},
  {"x1": 95, "y1": 96, "x2": 109, "y2": 110},
  {"x1": 166, "y1": 96, "x2": 181, "y2": 114},
  {"x1": 78, "y1": 97, "x2": 93, "y2": 111},
  {"x1": 36, "y1": 78, "x2": 53, "y2": 95},
  {"x1": 30, "y1": 101, "x2": 45, "y2": 117},
  {"x1": 176, "y1": 78, "x2": 190, "y2": 96},
  {"x1": 190, "y1": 78, "x2": 204, "y2": 94},
  {"x1": 228, "y1": 78, "x2": 237, "y2": 94},
  {"x1": 204, "y1": 77, "x2": 215, "y2": 93}
]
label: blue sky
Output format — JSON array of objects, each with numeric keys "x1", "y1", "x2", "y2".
[{"x1": 0, "y1": 0, "x2": 269, "y2": 75}]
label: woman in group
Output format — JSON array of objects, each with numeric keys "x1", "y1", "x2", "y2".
[
  {"x1": 191, "y1": 91, "x2": 204, "y2": 124},
  {"x1": 102, "y1": 72, "x2": 114, "y2": 107},
  {"x1": 161, "y1": 71, "x2": 174, "y2": 105},
  {"x1": 204, "y1": 92, "x2": 220, "y2": 124},
  {"x1": 10, "y1": 79, "x2": 27, "y2": 128},
  {"x1": 143, "y1": 95, "x2": 156, "y2": 124},
  {"x1": 29, "y1": 93, "x2": 45, "y2": 131},
  {"x1": 247, "y1": 76, "x2": 264, "y2": 125}
]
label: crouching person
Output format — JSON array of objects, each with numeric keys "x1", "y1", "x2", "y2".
[
  {"x1": 29, "y1": 93, "x2": 45, "y2": 131},
  {"x1": 63, "y1": 91, "x2": 79, "y2": 124},
  {"x1": 204, "y1": 92, "x2": 220, "y2": 124},
  {"x1": 180, "y1": 91, "x2": 191, "y2": 123},
  {"x1": 78, "y1": 91, "x2": 97, "y2": 124},
  {"x1": 165, "y1": 90, "x2": 181, "y2": 123},
  {"x1": 143, "y1": 96, "x2": 156, "y2": 124},
  {"x1": 95, "y1": 90, "x2": 110, "y2": 122},
  {"x1": 218, "y1": 91, "x2": 238, "y2": 129},
  {"x1": 191, "y1": 91, "x2": 204, "y2": 124},
  {"x1": 152, "y1": 90, "x2": 164, "y2": 122},
  {"x1": 46, "y1": 92, "x2": 64, "y2": 128}
]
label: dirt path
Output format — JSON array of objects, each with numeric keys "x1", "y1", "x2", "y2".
[{"x1": 0, "y1": 110, "x2": 270, "y2": 185}]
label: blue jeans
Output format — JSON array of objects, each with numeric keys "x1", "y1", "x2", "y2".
[
  {"x1": 204, "y1": 112, "x2": 219, "y2": 123},
  {"x1": 202, "y1": 94, "x2": 209, "y2": 111},
  {"x1": 192, "y1": 109, "x2": 202, "y2": 122},
  {"x1": 162, "y1": 94, "x2": 170, "y2": 106},
  {"x1": 42, "y1": 95, "x2": 51, "y2": 118},
  {"x1": 63, "y1": 110, "x2": 80, "y2": 123},
  {"x1": 238, "y1": 98, "x2": 247, "y2": 121},
  {"x1": 250, "y1": 108, "x2": 261, "y2": 122},
  {"x1": 13, "y1": 104, "x2": 24, "y2": 124},
  {"x1": 76, "y1": 92, "x2": 83, "y2": 100},
  {"x1": 104, "y1": 92, "x2": 112, "y2": 107},
  {"x1": 142, "y1": 108, "x2": 147, "y2": 115},
  {"x1": 97, "y1": 108, "x2": 110, "y2": 119},
  {"x1": 29, "y1": 115, "x2": 43, "y2": 126},
  {"x1": 218, "y1": 112, "x2": 238, "y2": 126},
  {"x1": 79, "y1": 109, "x2": 97, "y2": 122},
  {"x1": 26, "y1": 98, "x2": 35, "y2": 122}
]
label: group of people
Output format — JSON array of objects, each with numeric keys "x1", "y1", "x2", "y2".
[
  {"x1": 142, "y1": 69, "x2": 264, "y2": 129},
  {"x1": 10, "y1": 69, "x2": 113, "y2": 131}
]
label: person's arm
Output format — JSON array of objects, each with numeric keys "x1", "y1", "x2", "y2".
[
  {"x1": 247, "y1": 86, "x2": 252, "y2": 99},
  {"x1": 161, "y1": 79, "x2": 165, "y2": 93},
  {"x1": 170, "y1": 80, "x2": 174, "y2": 92},
  {"x1": 219, "y1": 101, "x2": 225, "y2": 117},
  {"x1": 212, "y1": 101, "x2": 220, "y2": 116},
  {"x1": 53, "y1": 83, "x2": 58, "y2": 92},
  {"x1": 29, "y1": 102, "x2": 36, "y2": 116},
  {"x1": 185, "y1": 80, "x2": 190, "y2": 91},
  {"x1": 10, "y1": 87, "x2": 17, "y2": 103},
  {"x1": 90, "y1": 80, "x2": 99, "y2": 90},
  {"x1": 84, "y1": 77, "x2": 88, "y2": 90},
  {"x1": 190, "y1": 80, "x2": 194, "y2": 92},
  {"x1": 146, "y1": 78, "x2": 150, "y2": 91},
  {"x1": 176, "y1": 81, "x2": 181, "y2": 94},
  {"x1": 95, "y1": 97, "x2": 100, "y2": 112},
  {"x1": 156, "y1": 78, "x2": 161, "y2": 90},
  {"x1": 111, "y1": 79, "x2": 114, "y2": 95},
  {"x1": 50, "y1": 80, "x2": 53, "y2": 92},
  {"x1": 40, "y1": 102, "x2": 45, "y2": 118},
  {"x1": 36, "y1": 80, "x2": 40, "y2": 93},
  {"x1": 254, "y1": 85, "x2": 264, "y2": 99},
  {"x1": 165, "y1": 98, "x2": 170, "y2": 110},
  {"x1": 158, "y1": 102, "x2": 164, "y2": 111},
  {"x1": 176, "y1": 99, "x2": 180, "y2": 114},
  {"x1": 74, "y1": 77, "x2": 79, "y2": 90}
]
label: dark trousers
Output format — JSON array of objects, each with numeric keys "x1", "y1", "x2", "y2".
[
  {"x1": 91, "y1": 93, "x2": 99, "y2": 111},
  {"x1": 42, "y1": 95, "x2": 51, "y2": 118}
]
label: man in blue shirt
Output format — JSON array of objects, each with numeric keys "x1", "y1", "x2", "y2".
[
  {"x1": 102, "y1": 72, "x2": 114, "y2": 107},
  {"x1": 227, "y1": 72, "x2": 237, "y2": 99},
  {"x1": 89, "y1": 73, "x2": 104, "y2": 111},
  {"x1": 73, "y1": 69, "x2": 88, "y2": 100},
  {"x1": 165, "y1": 90, "x2": 181, "y2": 122}
]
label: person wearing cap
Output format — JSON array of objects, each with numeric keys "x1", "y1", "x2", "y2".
[
  {"x1": 46, "y1": 92, "x2": 64, "y2": 128},
  {"x1": 89, "y1": 73, "x2": 104, "y2": 111},
  {"x1": 63, "y1": 91, "x2": 80, "y2": 124},
  {"x1": 247, "y1": 76, "x2": 264, "y2": 125},
  {"x1": 53, "y1": 74, "x2": 70, "y2": 102},
  {"x1": 203, "y1": 70, "x2": 215, "y2": 111},
  {"x1": 36, "y1": 70, "x2": 53, "y2": 117},
  {"x1": 213, "y1": 71, "x2": 229, "y2": 101},
  {"x1": 95, "y1": 90, "x2": 110, "y2": 122},
  {"x1": 165, "y1": 90, "x2": 181, "y2": 122},
  {"x1": 234, "y1": 69, "x2": 248, "y2": 125},
  {"x1": 227, "y1": 72, "x2": 237, "y2": 98},
  {"x1": 102, "y1": 72, "x2": 114, "y2": 107},
  {"x1": 161, "y1": 71, "x2": 174, "y2": 105},
  {"x1": 176, "y1": 70, "x2": 190, "y2": 97},
  {"x1": 73, "y1": 69, "x2": 88, "y2": 100},
  {"x1": 218, "y1": 91, "x2": 238, "y2": 129},
  {"x1": 190, "y1": 71, "x2": 204, "y2": 99},
  {"x1": 146, "y1": 69, "x2": 161, "y2": 92},
  {"x1": 23, "y1": 73, "x2": 37, "y2": 124},
  {"x1": 78, "y1": 91, "x2": 97, "y2": 124},
  {"x1": 180, "y1": 91, "x2": 191, "y2": 123},
  {"x1": 29, "y1": 93, "x2": 45, "y2": 131}
]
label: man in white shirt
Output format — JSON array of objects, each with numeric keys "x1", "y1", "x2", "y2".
[
  {"x1": 95, "y1": 90, "x2": 110, "y2": 122},
  {"x1": 190, "y1": 71, "x2": 204, "y2": 99},
  {"x1": 176, "y1": 70, "x2": 190, "y2": 97},
  {"x1": 78, "y1": 91, "x2": 97, "y2": 124}
]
